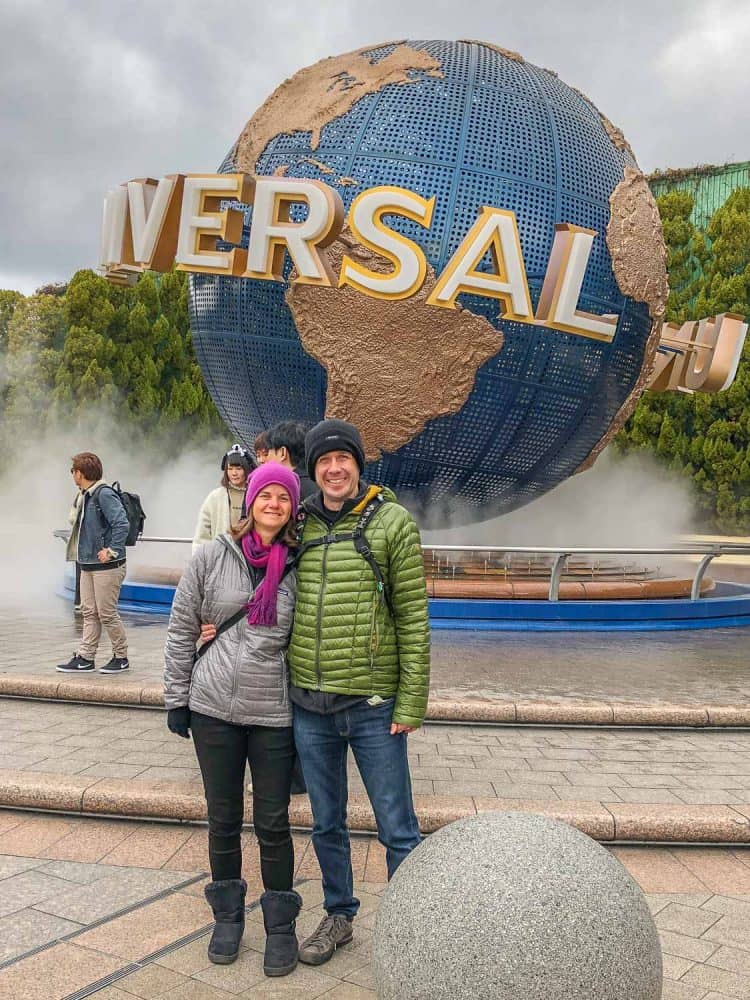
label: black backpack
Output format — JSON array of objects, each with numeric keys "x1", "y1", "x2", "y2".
[{"x1": 93, "y1": 482, "x2": 146, "y2": 547}]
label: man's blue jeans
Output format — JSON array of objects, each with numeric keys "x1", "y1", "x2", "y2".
[{"x1": 293, "y1": 697, "x2": 422, "y2": 918}]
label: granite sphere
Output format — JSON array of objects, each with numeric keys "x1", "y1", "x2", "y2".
[{"x1": 372, "y1": 811, "x2": 662, "y2": 1000}]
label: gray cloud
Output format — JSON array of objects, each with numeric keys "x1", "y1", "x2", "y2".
[{"x1": 1, "y1": 0, "x2": 747, "y2": 292}]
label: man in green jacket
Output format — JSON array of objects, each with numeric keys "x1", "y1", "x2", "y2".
[{"x1": 289, "y1": 419, "x2": 430, "y2": 966}]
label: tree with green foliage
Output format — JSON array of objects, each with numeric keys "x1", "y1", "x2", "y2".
[
  {"x1": 2, "y1": 292, "x2": 66, "y2": 428},
  {"x1": 0, "y1": 289, "x2": 24, "y2": 355},
  {"x1": 658, "y1": 190, "x2": 708, "y2": 322},
  {"x1": 54, "y1": 269, "x2": 118, "y2": 410},
  {"x1": 0, "y1": 266, "x2": 223, "y2": 455}
]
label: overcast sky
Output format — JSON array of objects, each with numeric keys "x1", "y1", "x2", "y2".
[{"x1": 1, "y1": 0, "x2": 747, "y2": 294}]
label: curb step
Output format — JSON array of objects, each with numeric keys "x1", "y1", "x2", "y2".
[
  {"x1": 1, "y1": 769, "x2": 749, "y2": 846},
  {"x1": 1, "y1": 675, "x2": 748, "y2": 728}
]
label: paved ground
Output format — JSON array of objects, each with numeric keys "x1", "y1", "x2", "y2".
[
  {"x1": 3, "y1": 602, "x2": 750, "y2": 705},
  {"x1": 0, "y1": 811, "x2": 748, "y2": 999},
  {"x1": 3, "y1": 604, "x2": 750, "y2": 996},
  {"x1": 2, "y1": 698, "x2": 750, "y2": 808}
]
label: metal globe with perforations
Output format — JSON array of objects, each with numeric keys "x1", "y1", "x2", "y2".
[{"x1": 188, "y1": 39, "x2": 663, "y2": 524}]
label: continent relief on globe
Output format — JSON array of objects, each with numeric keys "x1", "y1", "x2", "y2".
[
  {"x1": 579, "y1": 167, "x2": 669, "y2": 471},
  {"x1": 286, "y1": 230, "x2": 503, "y2": 460},
  {"x1": 233, "y1": 43, "x2": 443, "y2": 175}
]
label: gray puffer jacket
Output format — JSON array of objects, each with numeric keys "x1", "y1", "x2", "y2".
[{"x1": 164, "y1": 534, "x2": 296, "y2": 727}]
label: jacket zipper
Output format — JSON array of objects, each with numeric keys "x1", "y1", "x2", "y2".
[
  {"x1": 314, "y1": 542, "x2": 328, "y2": 689},
  {"x1": 280, "y1": 652, "x2": 289, "y2": 707},
  {"x1": 221, "y1": 536, "x2": 253, "y2": 723}
]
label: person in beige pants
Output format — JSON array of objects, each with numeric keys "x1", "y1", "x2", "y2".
[{"x1": 58, "y1": 452, "x2": 131, "y2": 674}]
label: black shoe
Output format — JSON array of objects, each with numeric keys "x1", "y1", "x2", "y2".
[
  {"x1": 298, "y1": 913, "x2": 353, "y2": 966},
  {"x1": 100, "y1": 657, "x2": 130, "y2": 673},
  {"x1": 204, "y1": 879, "x2": 247, "y2": 965},
  {"x1": 56, "y1": 654, "x2": 95, "y2": 673},
  {"x1": 260, "y1": 889, "x2": 302, "y2": 977}
]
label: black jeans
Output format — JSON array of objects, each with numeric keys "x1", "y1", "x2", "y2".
[{"x1": 191, "y1": 711, "x2": 295, "y2": 890}]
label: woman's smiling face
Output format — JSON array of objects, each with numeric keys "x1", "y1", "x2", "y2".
[{"x1": 252, "y1": 483, "x2": 292, "y2": 537}]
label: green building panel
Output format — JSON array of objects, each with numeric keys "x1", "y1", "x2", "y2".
[{"x1": 648, "y1": 160, "x2": 750, "y2": 231}]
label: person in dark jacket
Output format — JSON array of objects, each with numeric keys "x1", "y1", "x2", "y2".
[
  {"x1": 164, "y1": 462, "x2": 303, "y2": 978},
  {"x1": 264, "y1": 421, "x2": 316, "y2": 499},
  {"x1": 57, "y1": 452, "x2": 130, "y2": 674}
]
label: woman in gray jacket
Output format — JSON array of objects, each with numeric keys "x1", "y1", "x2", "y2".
[{"x1": 164, "y1": 462, "x2": 302, "y2": 978}]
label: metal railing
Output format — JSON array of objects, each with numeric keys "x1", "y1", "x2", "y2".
[{"x1": 53, "y1": 530, "x2": 750, "y2": 602}]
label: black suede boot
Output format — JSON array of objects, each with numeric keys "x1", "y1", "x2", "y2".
[
  {"x1": 260, "y1": 889, "x2": 302, "y2": 976},
  {"x1": 204, "y1": 878, "x2": 247, "y2": 964}
]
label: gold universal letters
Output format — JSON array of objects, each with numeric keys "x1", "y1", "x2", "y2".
[{"x1": 99, "y1": 172, "x2": 748, "y2": 392}]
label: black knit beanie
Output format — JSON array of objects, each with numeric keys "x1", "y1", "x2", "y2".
[{"x1": 305, "y1": 419, "x2": 365, "y2": 481}]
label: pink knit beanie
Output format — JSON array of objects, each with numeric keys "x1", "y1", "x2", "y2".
[{"x1": 244, "y1": 461, "x2": 300, "y2": 519}]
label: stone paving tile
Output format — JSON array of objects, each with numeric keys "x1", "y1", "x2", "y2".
[
  {"x1": 665, "y1": 984, "x2": 716, "y2": 1000},
  {"x1": 0, "y1": 815, "x2": 77, "y2": 857},
  {"x1": 192, "y1": 947, "x2": 266, "y2": 993},
  {"x1": 489, "y1": 782, "x2": 562, "y2": 800},
  {"x1": 701, "y1": 912, "x2": 750, "y2": 950},
  {"x1": 0, "y1": 814, "x2": 25, "y2": 837},
  {"x1": 609, "y1": 848, "x2": 709, "y2": 894},
  {"x1": 662, "y1": 952, "x2": 696, "y2": 980},
  {"x1": 0, "y1": 906, "x2": 83, "y2": 964},
  {"x1": 431, "y1": 780, "x2": 498, "y2": 797},
  {"x1": 607, "y1": 787, "x2": 686, "y2": 804},
  {"x1": 241, "y1": 965, "x2": 340, "y2": 997},
  {"x1": 0, "y1": 869, "x2": 76, "y2": 918},
  {"x1": 706, "y1": 943, "x2": 750, "y2": 976},
  {"x1": 0, "y1": 856, "x2": 43, "y2": 878},
  {"x1": 659, "y1": 928, "x2": 718, "y2": 963},
  {"x1": 671, "y1": 848, "x2": 750, "y2": 895},
  {"x1": 0, "y1": 941, "x2": 123, "y2": 1000},
  {"x1": 679, "y1": 962, "x2": 750, "y2": 997},
  {"x1": 39, "y1": 818, "x2": 137, "y2": 863},
  {"x1": 158, "y1": 981, "x2": 245, "y2": 999},
  {"x1": 100, "y1": 824, "x2": 194, "y2": 869},
  {"x1": 33, "y1": 866, "x2": 194, "y2": 923},
  {"x1": 104, "y1": 962, "x2": 188, "y2": 997},
  {"x1": 701, "y1": 895, "x2": 750, "y2": 919},
  {"x1": 78, "y1": 762, "x2": 150, "y2": 779},
  {"x1": 36, "y1": 859, "x2": 128, "y2": 884},
  {"x1": 73, "y1": 892, "x2": 209, "y2": 960},
  {"x1": 655, "y1": 902, "x2": 723, "y2": 937}
]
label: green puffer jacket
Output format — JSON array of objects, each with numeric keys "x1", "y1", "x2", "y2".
[{"x1": 288, "y1": 485, "x2": 430, "y2": 727}]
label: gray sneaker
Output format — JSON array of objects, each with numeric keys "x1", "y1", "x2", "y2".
[{"x1": 298, "y1": 914, "x2": 353, "y2": 966}]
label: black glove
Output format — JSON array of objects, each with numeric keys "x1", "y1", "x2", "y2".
[{"x1": 167, "y1": 707, "x2": 191, "y2": 739}]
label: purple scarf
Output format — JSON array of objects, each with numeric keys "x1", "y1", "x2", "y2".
[{"x1": 241, "y1": 530, "x2": 288, "y2": 626}]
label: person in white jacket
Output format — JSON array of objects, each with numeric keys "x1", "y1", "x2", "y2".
[{"x1": 193, "y1": 445, "x2": 254, "y2": 553}]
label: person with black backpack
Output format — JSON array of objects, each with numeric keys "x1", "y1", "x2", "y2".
[{"x1": 58, "y1": 452, "x2": 131, "y2": 674}]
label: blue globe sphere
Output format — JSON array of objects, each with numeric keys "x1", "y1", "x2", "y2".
[{"x1": 188, "y1": 39, "x2": 663, "y2": 523}]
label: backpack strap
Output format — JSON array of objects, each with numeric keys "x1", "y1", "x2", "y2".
[
  {"x1": 194, "y1": 606, "x2": 247, "y2": 662},
  {"x1": 90, "y1": 484, "x2": 113, "y2": 524},
  {"x1": 295, "y1": 494, "x2": 395, "y2": 618}
]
